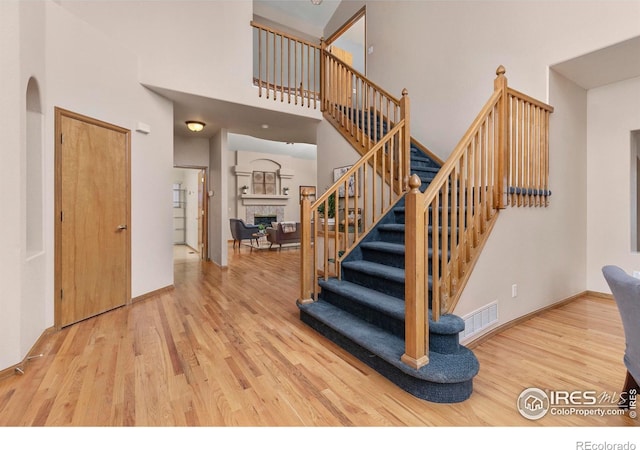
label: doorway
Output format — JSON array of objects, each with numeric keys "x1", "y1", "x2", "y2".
[
  {"x1": 326, "y1": 6, "x2": 366, "y2": 74},
  {"x1": 54, "y1": 108, "x2": 131, "y2": 328},
  {"x1": 173, "y1": 166, "x2": 208, "y2": 262}
]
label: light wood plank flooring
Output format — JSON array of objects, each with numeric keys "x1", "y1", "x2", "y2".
[{"x1": 0, "y1": 244, "x2": 636, "y2": 427}]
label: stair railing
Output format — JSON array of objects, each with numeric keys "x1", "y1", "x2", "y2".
[
  {"x1": 403, "y1": 66, "x2": 553, "y2": 369},
  {"x1": 298, "y1": 93, "x2": 411, "y2": 304},
  {"x1": 251, "y1": 21, "x2": 321, "y2": 109},
  {"x1": 322, "y1": 50, "x2": 404, "y2": 156}
]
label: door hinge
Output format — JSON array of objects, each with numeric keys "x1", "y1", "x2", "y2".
[
  {"x1": 60, "y1": 289, "x2": 63, "y2": 299},
  {"x1": 60, "y1": 211, "x2": 64, "y2": 222},
  {"x1": 60, "y1": 133, "x2": 63, "y2": 144}
]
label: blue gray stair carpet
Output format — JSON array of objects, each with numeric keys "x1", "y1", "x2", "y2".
[{"x1": 298, "y1": 119, "x2": 479, "y2": 403}]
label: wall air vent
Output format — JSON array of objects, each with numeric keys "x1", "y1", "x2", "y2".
[{"x1": 459, "y1": 301, "x2": 498, "y2": 342}]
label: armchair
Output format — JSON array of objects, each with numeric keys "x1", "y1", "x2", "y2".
[
  {"x1": 601, "y1": 265, "x2": 640, "y2": 407},
  {"x1": 229, "y1": 218, "x2": 260, "y2": 248}
]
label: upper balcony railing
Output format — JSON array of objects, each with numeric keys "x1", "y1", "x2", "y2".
[{"x1": 251, "y1": 21, "x2": 321, "y2": 109}]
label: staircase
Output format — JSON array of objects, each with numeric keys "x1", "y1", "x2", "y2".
[
  {"x1": 248, "y1": 24, "x2": 554, "y2": 404},
  {"x1": 298, "y1": 141, "x2": 480, "y2": 403}
]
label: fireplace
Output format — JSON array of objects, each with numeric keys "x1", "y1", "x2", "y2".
[
  {"x1": 254, "y1": 214, "x2": 277, "y2": 227},
  {"x1": 246, "y1": 206, "x2": 284, "y2": 226}
]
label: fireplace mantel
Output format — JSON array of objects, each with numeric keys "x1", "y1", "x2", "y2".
[{"x1": 241, "y1": 194, "x2": 290, "y2": 206}]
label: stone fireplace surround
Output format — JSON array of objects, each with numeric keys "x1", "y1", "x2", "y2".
[{"x1": 246, "y1": 206, "x2": 284, "y2": 226}]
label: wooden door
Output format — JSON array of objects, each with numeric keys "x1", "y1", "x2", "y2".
[
  {"x1": 198, "y1": 169, "x2": 208, "y2": 260},
  {"x1": 55, "y1": 108, "x2": 131, "y2": 328},
  {"x1": 198, "y1": 169, "x2": 209, "y2": 261},
  {"x1": 330, "y1": 45, "x2": 354, "y2": 108}
]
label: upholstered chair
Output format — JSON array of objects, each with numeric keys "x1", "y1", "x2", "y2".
[
  {"x1": 229, "y1": 218, "x2": 260, "y2": 248},
  {"x1": 601, "y1": 265, "x2": 640, "y2": 407}
]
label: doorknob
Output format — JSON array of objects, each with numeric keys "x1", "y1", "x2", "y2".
[{"x1": 117, "y1": 225, "x2": 128, "y2": 230}]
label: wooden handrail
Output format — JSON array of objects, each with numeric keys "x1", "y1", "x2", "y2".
[{"x1": 403, "y1": 66, "x2": 553, "y2": 368}]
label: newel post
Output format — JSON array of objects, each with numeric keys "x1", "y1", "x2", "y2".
[
  {"x1": 298, "y1": 188, "x2": 314, "y2": 305},
  {"x1": 401, "y1": 175, "x2": 429, "y2": 370},
  {"x1": 494, "y1": 65, "x2": 509, "y2": 209},
  {"x1": 400, "y1": 89, "x2": 411, "y2": 189}
]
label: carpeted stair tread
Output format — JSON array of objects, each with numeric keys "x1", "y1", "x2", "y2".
[
  {"x1": 341, "y1": 260, "x2": 405, "y2": 284},
  {"x1": 299, "y1": 300, "x2": 479, "y2": 384},
  {"x1": 318, "y1": 278, "x2": 405, "y2": 321},
  {"x1": 360, "y1": 241, "x2": 406, "y2": 256},
  {"x1": 378, "y1": 223, "x2": 405, "y2": 232}
]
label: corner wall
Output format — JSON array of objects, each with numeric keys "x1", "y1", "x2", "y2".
[
  {"x1": 0, "y1": 1, "x2": 176, "y2": 370},
  {"x1": 586, "y1": 76, "x2": 640, "y2": 292}
]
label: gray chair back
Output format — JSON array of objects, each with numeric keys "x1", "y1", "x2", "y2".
[{"x1": 602, "y1": 265, "x2": 640, "y2": 384}]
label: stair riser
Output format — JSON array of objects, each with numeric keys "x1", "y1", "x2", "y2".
[
  {"x1": 430, "y1": 333, "x2": 461, "y2": 354},
  {"x1": 394, "y1": 209, "x2": 461, "y2": 226},
  {"x1": 378, "y1": 229, "x2": 405, "y2": 245},
  {"x1": 342, "y1": 268, "x2": 405, "y2": 299},
  {"x1": 361, "y1": 248, "x2": 405, "y2": 269},
  {"x1": 300, "y1": 310, "x2": 476, "y2": 403},
  {"x1": 319, "y1": 289, "x2": 405, "y2": 338}
]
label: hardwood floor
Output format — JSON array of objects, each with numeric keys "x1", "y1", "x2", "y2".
[{"x1": 0, "y1": 243, "x2": 637, "y2": 428}]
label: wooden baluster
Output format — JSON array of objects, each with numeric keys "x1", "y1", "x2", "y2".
[
  {"x1": 544, "y1": 110, "x2": 550, "y2": 206},
  {"x1": 313, "y1": 46, "x2": 318, "y2": 110},
  {"x1": 298, "y1": 188, "x2": 313, "y2": 305},
  {"x1": 525, "y1": 101, "x2": 531, "y2": 206},
  {"x1": 432, "y1": 189, "x2": 441, "y2": 321},
  {"x1": 258, "y1": 28, "x2": 263, "y2": 98},
  {"x1": 320, "y1": 40, "x2": 326, "y2": 111},
  {"x1": 494, "y1": 65, "x2": 508, "y2": 209},
  {"x1": 400, "y1": 89, "x2": 411, "y2": 191},
  {"x1": 402, "y1": 175, "x2": 428, "y2": 369},
  {"x1": 372, "y1": 150, "x2": 378, "y2": 220},
  {"x1": 450, "y1": 165, "x2": 459, "y2": 287},
  {"x1": 294, "y1": 41, "x2": 298, "y2": 106},
  {"x1": 307, "y1": 44, "x2": 310, "y2": 108},
  {"x1": 272, "y1": 32, "x2": 276, "y2": 101},
  {"x1": 265, "y1": 31, "x2": 270, "y2": 99},
  {"x1": 442, "y1": 168, "x2": 450, "y2": 304},
  {"x1": 280, "y1": 34, "x2": 284, "y2": 102},
  {"x1": 459, "y1": 152, "x2": 467, "y2": 265},
  {"x1": 287, "y1": 38, "x2": 291, "y2": 104}
]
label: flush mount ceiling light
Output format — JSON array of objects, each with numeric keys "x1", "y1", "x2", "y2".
[
  {"x1": 185, "y1": 121, "x2": 205, "y2": 132},
  {"x1": 311, "y1": 0, "x2": 322, "y2": 5}
]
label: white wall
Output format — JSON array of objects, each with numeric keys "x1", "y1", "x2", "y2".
[
  {"x1": 0, "y1": 0, "x2": 25, "y2": 370},
  {"x1": 0, "y1": 1, "x2": 175, "y2": 370},
  {"x1": 320, "y1": 1, "x2": 639, "y2": 334},
  {"x1": 209, "y1": 130, "x2": 229, "y2": 266},
  {"x1": 174, "y1": 135, "x2": 210, "y2": 168},
  {"x1": 47, "y1": 3, "x2": 175, "y2": 300},
  {"x1": 327, "y1": 1, "x2": 640, "y2": 160},
  {"x1": 316, "y1": 120, "x2": 360, "y2": 195},
  {"x1": 58, "y1": 0, "x2": 321, "y2": 122},
  {"x1": 586, "y1": 76, "x2": 640, "y2": 292}
]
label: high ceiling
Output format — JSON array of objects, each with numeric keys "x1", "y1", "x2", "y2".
[{"x1": 167, "y1": 0, "x2": 342, "y2": 145}]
